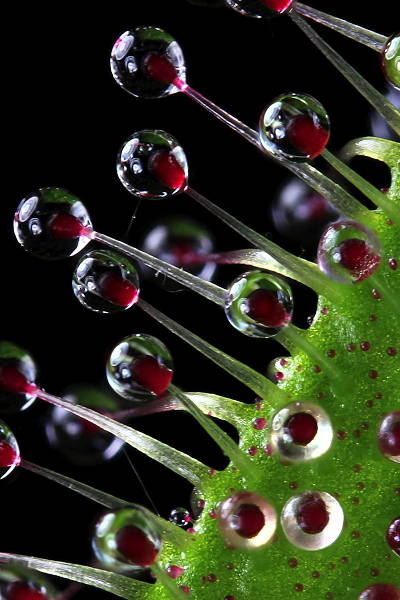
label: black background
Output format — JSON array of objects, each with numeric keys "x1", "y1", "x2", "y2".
[{"x1": 2, "y1": 2, "x2": 399, "y2": 598}]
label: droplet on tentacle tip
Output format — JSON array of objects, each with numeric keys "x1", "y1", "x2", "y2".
[
  {"x1": 219, "y1": 491, "x2": 277, "y2": 550},
  {"x1": 169, "y1": 507, "x2": 192, "y2": 528},
  {"x1": 4, "y1": 581, "x2": 50, "y2": 600},
  {"x1": 281, "y1": 491, "x2": 344, "y2": 550},
  {"x1": 140, "y1": 216, "x2": 216, "y2": 285},
  {"x1": 270, "y1": 402, "x2": 333, "y2": 462},
  {"x1": 225, "y1": 270, "x2": 293, "y2": 338},
  {"x1": 358, "y1": 584, "x2": 400, "y2": 600},
  {"x1": 92, "y1": 506, "x2": 161, "y2": 575},
  {"x1": 317, "y1": 221, "x2": 381, "y2": 283},
  {"x1": 190, "y1": 487, "x2": 206, "y2": 519},
  {"x1": 73, "y1": 250, "x2": 140, "y2": 314},
  {"x1": 382, "y1": 32, "x2": 400, "y2": 90},
  {"x1": 378, "y1": 411, "x2": 400, "y2": 463},
  {"x1": 272, "y1": 178, "x2": 339, "y2": 243},
  {"x1": 107, "y1": 334, "x2": 173, "y2": 401},
  {"x1": 0, "y1": 342, "x2": 38, "y2": 412},
  {"x1": 14, "y1": 188, "x2": 92, "y2": 260},
  {"x1": 44, "y1": 385, "x2": 125, "y2": 466},
  {"x1": 0, "y1": 420, "x2": 20, "y2": 478},
  {"x1": 259, "y1": 93, "x2": 330, "y2": 161},
  {"x1": 224, "y1": 0, "x2": 293, "y2": 19},
  {"x1": 117, "y1": 130, "x2": 188, "y2": 200},
  {"x1": 110, "y1": 27, "x2": 185, "y2": 98}
]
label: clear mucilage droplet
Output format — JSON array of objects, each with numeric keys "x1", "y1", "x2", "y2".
[
  {"x1": 270, "y1": 402, "x2": 333, "y2": 462},
  {"x1": 219, "y1": 491, "x2": 277, "y2": 550},
  {"x1": 117, "y1": 130, "x2": 188, "y2": 200},
  {"x1": 259, "y1": 93, "x2": 330, "y2": 161},
  {"x1": 3, "y1": 580, "x2": 50, "y2": 600},
  {"x1": 225, "y1": 270, "x2": 293, "y2": 338},
  {"x1": 224, "y1": 0, "x2": 293, "y2": 19},
  {"x1": 44, "y1": 385, "x2": 125, "y2": 466},
  {"x1": 110, "y1": 26, "x2": 185, "y2": 99},
  {"x1": 0, "y1": 420, "x2": 20, "y2": 479},
  {"x1": 272, "y1": 178, "x2": 339, "y2": 244},
  {"x1": 107, "y1": 334, "x2": 174, "y2": 401},
  {"x1": 73, "y1": 250, "x2": 140, "y2": 314},
  {"x1": 382, "y1": 32, "x2": 400, "y2": 91},
  {"x1": 358, "y1": 584, "x2": 400, "y2": 600},
  {"x1": 317, "y1": 220, "x2": 381, "y2": 284},
  {"x1": 92, "y1": 506, "x2": 161, "y2": 575},
  {"x1": 169, "y1": 507, "x2": 192, "y2": 527},
  {"x1": 140, "y1": 216, "x2": 216, "y2": 285},
  {"x1": 0, "y1": 341, "x2": 38, "y2": 412},
  {"x1": 14, "y1": 188, "x2": 92, "y2": 260},
  {"x1": 281, "y1": 490, "x2": 344, "y2": 550}
]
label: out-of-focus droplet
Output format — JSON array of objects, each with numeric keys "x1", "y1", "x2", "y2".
[
  {"x1": 382, "y1": 32, "x2": 400, "y2": 90},
  {"x1": 0, "y1": 342, "x2": 38, "y2": 413}
]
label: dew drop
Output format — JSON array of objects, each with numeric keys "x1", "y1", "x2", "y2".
[
  {"x1": 169, "y1": 507, "x2": 192, "y2": 527},
  {"x1": 318, "y1": 221, "x2": 381, "y2": 284},
  {"x1": 225, "y1": 0, "x2": 293, "y2": 18},
  {"x1": 378, "y1": 411, "x2": 400, "y2": 462},
  {"x1": 73, "y1": 250, "x2": 140, "y2": 314},
  {"x1": 117, "y1": 130, "x2": 188, "y2": 200},
  {"x1": 0, "y1": 342, "x2": 38, "y2": 412},
  {"x1": 0, "y1": 420, "x2": 20, "y2": 478},
  {"x1": 107, "y1": 334, "x2": 173, "y2": 401},
  {"x1": 111, "y1": 27, "x2": 185, "y2": 99},
  {"x1": 387, "y1": 517, "x2": 400, "y2": 556},
  {"x1": 382, "y1": 32, "x2": 400, "y2": 90},
  {"x1": 359, "y1": 584, "x2": 400, "y2": 600},
  {"x1": 225, "y1": 270, "x2": 293, "y2": 338},
  {"x1": 14, "y1": 188, "x2": 92, "y2": 260},
  {"x1": 259, "y1": 93, "x2": 330, "y2": 161},
  {"x1": 219, "y1": 492, "x2": 277, "y2": 549}
]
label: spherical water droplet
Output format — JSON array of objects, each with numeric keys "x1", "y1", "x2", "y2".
[
  {"x1": 272, "y1": 178, "x2": 339, "y2": 243},
  {"x1": 141, "y1": 216, "x2": 216, "y2": 285},
  {"x1": 281, "y1": 491, "x2": 344, "y2": 550},
  {"x1": 382, "y1": 33, "x2": 400, "y2": 90},
  {"x1": 169, "y1": 507, "x2": 192, "y2": 527},
  {"x1": 270, "y1": 402, "x2": 333, "y2": 462},
  {"x1": 14, "y1": 188, "x2": 92, "y2": 260},
  {"x1": 45, "y1": 385, "x2": 125, "y2": 466},
  {"x1": 225, "y1": 0, "x2": 293, "y2": 19},
  {"x1": 378, "y1": 411, "x2": 400, "y2": 463},
  {"x1": 4, "y1": 582, "x2": 50, "y2": 600},
  {"x1": 73, "y1": 250, "x2": 140, "y2": 314},
  {"x1": 117, "y1": 130, "x2": 188, "y2": 200},
  {"x1": 225, "y1": 270, "x2": 293, "y2": 338},
  {"x1": 93, "y1": 507, "x2": 161, "y2": 575},
  {"x1": 219, "y1": 491, "x2": 277, "y2": 549},
  {"x1": 0, "y1": 420, "x2": 20, "y2": 478},
  {"x1": 107, "y1": 334, "x2": 173, "y2": 401},
  {"x1": 190, "y1": 487, "x2": 205, "y2": 519},
  {"x1": 318, "y1": 221, "x2": 381, "y2": 284},
  {"x1": 0, "y1": 342, "x2": 38, "y2": 412},
  {"x1": 387, "y1": 516, "x2": 400, "y2": 556},
  {"x1": 359, "y1": 584, "x2": 400, "y2": 600},
  {"x1": 111, "y1": 27, "x2": 185, "y2": 99},
  {"x1": 259, "y1": 93, "x2": 330, "y2": 161}
]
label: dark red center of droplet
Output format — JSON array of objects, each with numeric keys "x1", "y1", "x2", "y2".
[
  {"x1": 131, "y1": 355, "x2": 173, "y2": 395},
  {"x1": 359, "y1": 584, "x2": 400, "y2": 600},
  {"x1": 99, "y1": 273, "x2": 139, "y2": 307},
  {"x1": 232, "y1": 503, "x2": 265, "y2": 539},
  {"x1": 379, "y1": 418, "x2": 400, "y2": 457},
  {"x1": 287, "y1": 114, "x2": 329, "y2": 159},
  {"x1": 7, "y1": 582, "x2": 48, "y2": 600},
  {"x1": 169, "y1": 241, "x2": 199, "y2": 266},
  {"x1": 0, "y1": 366, "x2": 36, "y2": 395},
  {"x1": 0, "y1": 440, "x2": 20, "y2": 467},
  {"x1": 387, "y1": 517, "x2": 400, "y2": 556},
  {"x1": 284, "y1": 412, "x2": 318, "y2": 445},
  {"x1": 246, "y1": 288, "x2": 288, "y2": 328},
  {"x1": 48, "y1": 212, "x2": 87, "y2": 240},
  {"x1": 115, "y1": 524, "x2": 158, "y2": 567},
  {"x1": 149, "y1": 150, "x2": 186, "y2": 190},
  {"x1": 337, "y1": 238, "x2": 380, "y2": 281},
  {"x1": 296, "y1": 494, "x2": 329, "y2": 534},
  {"x1": 259, "y1": 0, "x2": 293, "y2": 13},
  {"x1": 144, "y1": 52, "x2": 178, "y2": 84}
]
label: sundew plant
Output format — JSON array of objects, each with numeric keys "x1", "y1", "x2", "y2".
[{"x1": 1, "y1": 2, "x2": 399, "y2": 600}]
